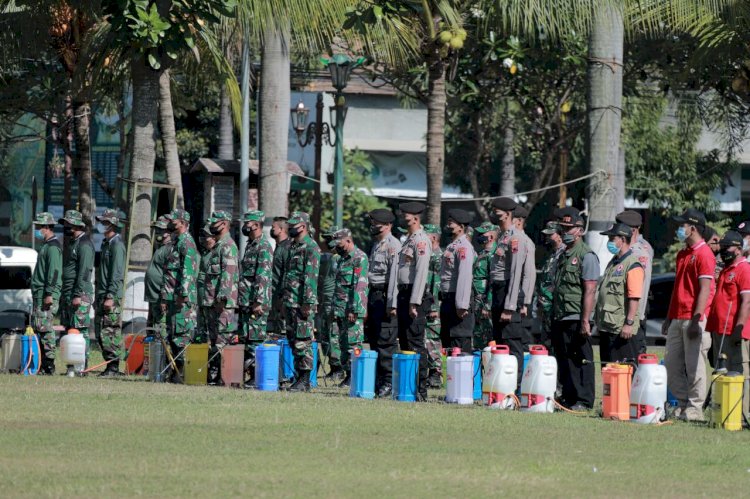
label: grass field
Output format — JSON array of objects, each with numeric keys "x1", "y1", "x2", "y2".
[{"x1": 1, "y1": 349, "x2": 750, "y2": 497}]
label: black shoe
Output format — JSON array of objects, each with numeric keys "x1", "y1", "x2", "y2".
[
  {"x1": 338, "y1": 373, "x2": 351, "y2": 388},
  {"x1": 287, "y1": 378, "x2": 311, "y2": 392},
  {"x1": 98, "y1": 363, "x2": 119, "y2": 378},
  {"x1": 570, "y1": 403, "x2": 591, "y2": 412},
  {"x1": 327, "y1": 367, "x2": 345, "y2": 383},
  {"x1": 416, "y1": 391, "x2": 428, "y2": 402},
  {"x1": 40, "y1": 361, "x2": 55, "y2": 376},
  {"x1": 376, "y1": 383, "x2": 392, "y2": 398}
]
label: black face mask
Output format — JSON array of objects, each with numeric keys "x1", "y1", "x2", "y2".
[
  {"x1": 334, "y1": 245, "x2": 347, "y2": 255},
  {"x1": 210, "y1": 224, "x2": 222, "y2": 236},
  {"x1": 443, "y1": 225, "x2": 454, "y2": 235},
  {"x1": 477, "y1": 235, "x2": 489, "y2": 245},
  {"x1": 370, "y1": 225, "x2": 383, "y2": 235},
  {"x1": 64, "y1": 226, "x2": 74, "y2": 237},
  {"x1": 288, "y1": 227, "x2": 301, "y2": 238},
  {"x1": 544, "y1": 237, "x2": 556, "y2": 247},
  {"x1": 489, "y1": 212, "x2": 500, "y2": 224},
  {"x1": 270, "y1": 228, "x2": 278, "y2": 238},
  {"x1": 720, "y1": 249, "x2": 738, "y2": 265},
  {"x1": 241, "y1": 226, "x2": 251, "y2": 237}
]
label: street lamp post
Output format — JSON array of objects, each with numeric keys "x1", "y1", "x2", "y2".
[
  {"x1": 327, "y1": 55, "x2": 356, "y2": 228},
  {"x1": 290, "y1": 94, "x2": 333, "y2": 236}
]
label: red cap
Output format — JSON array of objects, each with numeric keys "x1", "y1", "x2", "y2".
[
  {"x1": 492, "y1": 345, "x2": 510, "y2": 355},
  {"x1": 529, "y1": 345, "x2": 548, "y2": 356},
  {"x1": 354, "y1": 347, "x2": 361, "y2": 357},
  {"x1": 638, "y1": 353, "x2": 658, "y2": 365}
]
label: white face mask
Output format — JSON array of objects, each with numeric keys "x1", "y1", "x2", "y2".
[{"x1": 743, "y1": 237, "x2": 750, "y2": 253}]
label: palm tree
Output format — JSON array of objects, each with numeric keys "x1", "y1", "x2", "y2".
[
  {"x1": 348, "y1": 0, "x2": 602, "y2": 224},
  {"x1": 158, "y1": 68, "x2": 185, "y2": 209},
  {"x1": 585, "y1": 2, "x2": 624, "y2": 262}
]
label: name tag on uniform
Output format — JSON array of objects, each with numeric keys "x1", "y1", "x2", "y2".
[{"x1": 613, "y1": 264, "x2": 624, "y2": 276}]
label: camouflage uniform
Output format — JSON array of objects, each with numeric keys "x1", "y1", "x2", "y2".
[
  {"x1": 161, "y1": 209, "x2": 199, "y2": 354},
  {"x1": 60, "y1": 210, "x2": 95, "y2": 359},
  {"x1": 95, "y1": 209, "x2": 126, "y2": 366},
  {"x1": 239, "y1": 211, "x2": 274, "y2": 358},
  {"x1": 196, "y1": 225, "x2": 214, "y2": 344},
  {"x1": 269, "y1": 237, "x2": 292, "y2": 340},
  {"x1": 283, "y1": 212, "x2": 321, "y2": 377},
  {"x1": 145, "y1": 215, "x2": 172, "y2": 332},
  {"x1": 30, "y1": 213, "x2": 62, "y2": 372},
  {"x1": 317, "y1": 226, "x2": 341, "y2": 371},
  {"x1": 473, "y1": 223, "x2": 497, "y2": 350},
  {"x1": 423, "y1": 224, "x2": 443, "y2": 378},
  {"x1": 330, "y1": 229, "x2": 369, "y2": 372}
]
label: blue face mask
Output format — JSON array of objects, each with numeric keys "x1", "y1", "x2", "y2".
[
  {"x1": 676, "y1": 226, "x2": 688, "y2": 242},
  {"x1": 606, "y1": 241, "x2": 619, "y2": 255},
  {"x1": 33, "y1": 229, "x2": 44, "y2": 240}
]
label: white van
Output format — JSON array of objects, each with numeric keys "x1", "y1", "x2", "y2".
[{"x1": 0, "y1": 246, "x2": 37, "y2": 313}]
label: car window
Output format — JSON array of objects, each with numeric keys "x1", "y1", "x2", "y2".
[
  {"x1": 0, "y1": 266, "x2": 32, "y2": 290},
  {"x1": 648, "y1": 280, "x2": 673, "y2": 320}
]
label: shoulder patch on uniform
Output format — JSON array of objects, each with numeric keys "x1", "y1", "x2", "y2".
[
  {"x1": 458, "y1": 247, "x2": 466, "y2": 260},
  {"x1": 639, "y1": 256, "x2": 648, "y2": 265},
  {"x1": 417, "y1": 241, "x2": 427, "y2": 256},
  {"x1": 511, "y1": 238, "x2": 519, "y2": 253},
  {"x1": 571, "y1": 257, "x2": 578, "y2": 265}
]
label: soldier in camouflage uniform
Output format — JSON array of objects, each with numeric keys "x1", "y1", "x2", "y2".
[
  {"x1": 283, "y1": 211, "x2": 321, "y2": 392},
  {"x1": 30, "y1": 213, "x2": 62, "y2": 374},
  {"x1": 317, "y1": 226, "x2": 342, "y2": 379},
  {"x1": 423, "y1": 224, "x2": 443, "y2": 387},
  {"x1": 238, "y1": 210, "x2": 274, "y2": 380},
  {"x1": 203, "y1": 211, "x2": 239, "y2": 384},
  {"x1": 145, "y1": 215, "x2": 172, "y2": 332},
  {"x1": 330, "y1": 228, "x2": 369, "y2": 387},
  {"x1": 472, "y1": 222, "x2": 498, "y2": 350},
  {"x1": 95, "y1": 209, "x2": 126, "y2": 377},
  {"x1": 269, "y1": 216, "x2": 291, "y2": 340},
  {"x1": 161, "y1": 209, "x2": 199, "y2": 381},
  {"x1": 196, "y1": 224, "x2": 215, "y2": 344},
  {"x1": 60, "y1": 210, "x2": 95, "y2": 364}
]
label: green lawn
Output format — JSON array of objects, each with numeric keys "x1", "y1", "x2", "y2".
[{"x1": 1, "y1": 351, "x2": 750, "y2": 498}]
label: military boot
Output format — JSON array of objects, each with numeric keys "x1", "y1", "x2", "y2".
[
  {"x1": 98, "y1": 361, "x2": 119, "y2": 377},
  {"x1": 287, "y1": 372, "x2": 311, "y2": 392},
  {"x1": 40, "y1": 358, "x2": 55, "y2": 376},
  {"x1": 338, "y1": 371, "x2": 351, "y2": 388}
]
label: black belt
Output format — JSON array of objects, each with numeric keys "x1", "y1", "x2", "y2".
[
  {"x1": 397, "y1": 284, "x2": 413, "y2": 291},
  {"x1": 439, "y1": 291, "x2": 455, "y2": 300},
  {"x1": 370, "y1": 284, "x2": 386, "y2": 292},
  {"x1": 491, "y1": 281, "x2": 509, "y2": 288}
]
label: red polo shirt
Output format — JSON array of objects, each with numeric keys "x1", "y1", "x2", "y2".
[
  {"x1": 667, "y1": 240, "x2": 716, "y2": 321},
  {"x1": 706, "y1": 259, "x2": 750, "y2": 338}
]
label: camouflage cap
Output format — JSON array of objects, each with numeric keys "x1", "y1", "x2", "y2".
[
  {"x1": 33, "y1": 212, "x2": 57, "y2": 226},
  {"x1": 241, "y1": 210, "x2": 265, "y2": 223},
  {"x1": 287, "y1": 211, "x2": 310, "y2": 225},
  {"x1": 321, "y1": 225, "x2": 340, "y2": 239},
  {"x1": 423, "y1": 224, "x2": 440, "y2": 235},
  {"x1": 209, "y1": 210, "x2": 232, "y2": 224},
  {"x1": 170, "y1": 208, "x2": 190, "y2": 222},
  {"x1": 59, "y1": 209, "x2": 86, "y2": 227},
  {"x1": 151, "y1": 215, "x2": 171, "y2": 230},
  {"x1": 541, "y1": 221, "x2": 560, "y2": 235},
  {"x1": 95, "y1": 208, "x2": 125, "y2": 228},
  {"x1": 474, "y1": 221, "x2": 498, "y2": 234},
  {"x1": 332, "y1": 228, "x2": 352, "y2": 241}
]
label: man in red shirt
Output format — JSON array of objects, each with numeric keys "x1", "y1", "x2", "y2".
[
  {"x1": 662, "y1": 209, "x2": 715, "y2": 422},
  {"x1": 706, "y1": 230, "x2": 750, "y2": 421}
]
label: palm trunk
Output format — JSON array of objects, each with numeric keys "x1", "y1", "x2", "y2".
[
  {"x1": 62, "y1": 97, "x2": 74, "y2": 214},
  {"x1": 158, "y1": 68, "x2": 185, "y2": 209},
  {"x1": 258, "y1": 25, "x2": 291, "y2": 218},
  {"x1": 218, "y1": 83, "x2": 234, "y2": 160},
  {"x1": 425, "y1": 56, "x2": 446, "y2": 225},
  {"x1": 586, "y1": 3, "x2": 624, "y2": 269},
  {"x1": 73, "y1": 101, "x2": 94, "y2": 230},
  {"x1": 128, "y1": 55, "x2": 161, "y2": 266}
]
